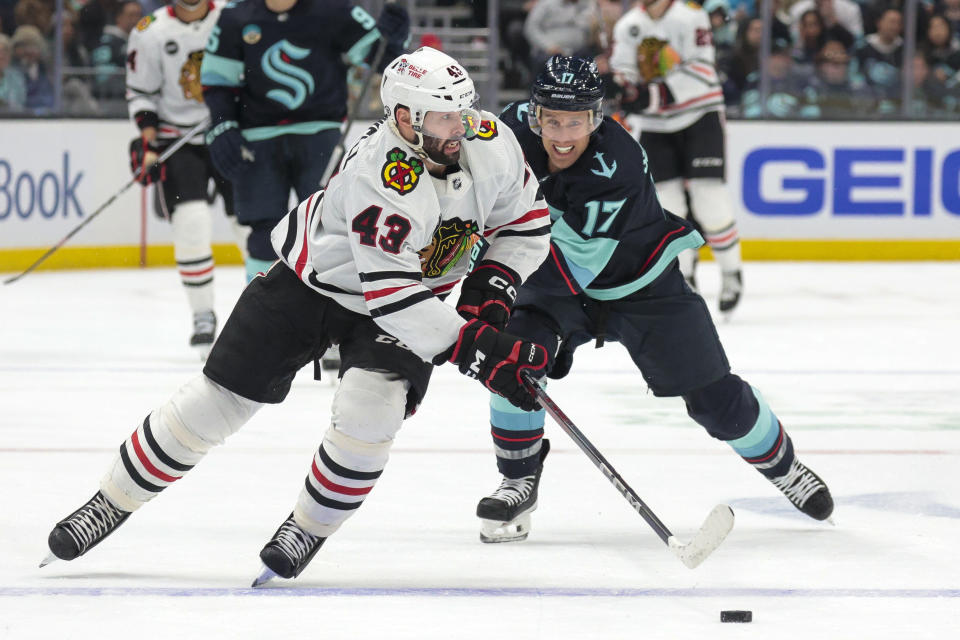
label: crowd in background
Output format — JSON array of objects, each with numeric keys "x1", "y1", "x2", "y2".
[{"x1": 1, "y1": 0, "x2": 958, "y2": 118}]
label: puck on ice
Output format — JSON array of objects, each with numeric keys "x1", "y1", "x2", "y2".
[{"x1": 721, "y1": 610, "x2": 752, "y2": 623}]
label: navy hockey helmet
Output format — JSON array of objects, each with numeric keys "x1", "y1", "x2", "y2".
[{"x1": 528, "y1": 56, "x2": 604, "y2": 136}]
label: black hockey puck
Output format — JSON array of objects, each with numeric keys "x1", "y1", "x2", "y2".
[{"x1": 721, "y1": 610, "x2": 752, "y2": 623}]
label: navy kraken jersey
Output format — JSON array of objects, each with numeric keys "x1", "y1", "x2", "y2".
[
  {"x1": 201, "y1": 0, "x2": 386, "y2": 141},
  {"x1": 500, "y1": 101, "x2": 703, "y2": 300}
]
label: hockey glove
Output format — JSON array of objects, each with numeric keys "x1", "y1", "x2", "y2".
[
  {"x1": 441, "y1": 319, "x2": 550, "y2": 412},
  {"x1": 376, "y1": 3, "x2": 410, "y2": 47},
  {"x1": 206, "y1": 121, "x2": 255, "y2": 182},
  {"x1": 129, "y1": 137, "x2": 165, "y2": 186},
  {"x1": 456, "y1": 261, "x2": 520, "y2": 331}
]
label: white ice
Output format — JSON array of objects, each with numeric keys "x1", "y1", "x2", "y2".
[{"x1": 1, "y1": 261, "x2": 959, "y2": 639}]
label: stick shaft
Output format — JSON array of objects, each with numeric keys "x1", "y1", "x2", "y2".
[
  {"x1": 3, "y1": 119, "x2": 208, "y2": 285},
  {"x1": 522, "y1": 371, "x2": 674, "y2": 544}
]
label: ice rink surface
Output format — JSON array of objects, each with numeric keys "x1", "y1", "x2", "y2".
[{"x1": 1, "y1": 261, "x2": 958, "y2": 639}]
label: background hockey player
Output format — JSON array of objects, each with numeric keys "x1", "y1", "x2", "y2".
[
  {"x1": 42, "y1": 48, "x2": 552, "y2": 586},
  {"x1": 126, "y1": 0, "x2": 244, "y2": 356},
  {"x1": 608, "y1": 0, "x2": 744, "y2": 313},
  {"x1": 200, "y1": 0, "x2": 411, "y2": 283},
  {"x1": 474, "y1": 56, "x2": 833, "y2": 544}
]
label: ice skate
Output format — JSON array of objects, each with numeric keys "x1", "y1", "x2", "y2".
[
  {"x1": 42, "y1": 491, "x2": 131, "y2": 567},
  {"x1": 719, "y1": 270, "x2": 742, "y2": 314},
  {"x1": 189, "y1": 310, "x2": 216, "y2": 360},
  {"x1": 252, "y1": 513, "x2": 326, "y2": 587},
  {"x1": 477, "y1": 440, "x2": 549, "y2": 543},
  {"x1": 770, "y1": 457, "x2": 834, "y2": 521},
  {"x1": 320, "y1": 344, "x2": 341, "y2": 375}
]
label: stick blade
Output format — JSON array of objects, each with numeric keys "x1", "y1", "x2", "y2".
[{"x1": 667, "y1": 504, "x2": 734, "y2": 569}]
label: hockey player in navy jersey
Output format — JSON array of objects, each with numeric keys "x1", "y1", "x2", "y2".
[
  {"x1": 42, "y1": 48, "x2": 552, "y2": 586},
  {"x1": 200, "y1": 0, "x2": 411, "y2": 282},
  {"x1": 473, "y1": 56, "x2": 833, "y2": 544}
]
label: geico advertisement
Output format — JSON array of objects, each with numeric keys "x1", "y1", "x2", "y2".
[
  {"x1": 0, "y1": 120, "x2": 231, "y2": 248},
  {"x1": 726, "y1": 122, "x2": 960, "y2": 238}
]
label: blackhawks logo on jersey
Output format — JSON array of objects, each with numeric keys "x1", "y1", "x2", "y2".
[
  {"x1": 474, "y1": 120, "x2": 499, "y2": 141},
  {"x1": 179, "y1": 50, "x2": 205, "y2": 102},
  {"x1": 382, "y1": 147, "x2": 424, "y2": 195},
  {"x1": 637, "y1": 37, "x2": 681, "y2": 82},
  {"x1": 136, "y1": 15, "x2": 155, "y2": 32},
  {"x1": 418, "y1": 217, "x2": 481, "y2": 278}
]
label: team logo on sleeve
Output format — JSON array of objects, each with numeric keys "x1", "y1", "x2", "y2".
[
  {"x1": 179, "y1": 51, "x2": 205, "y2": 102},
  {"x1": 474, "y1": 120, "x2": 499, "y2": 141},
  {"x1": 242, "y1": 25, "x2": 262, "y2": 45},
  {"x1": 382, "y1": 148, "x2": 424, "y2": 195},
  {"x1": 136, "y1": 15, "x2": 155, "y2": 32},
  {"x1": 418, "y1": 218, "x2": 481, "y2": 278}
]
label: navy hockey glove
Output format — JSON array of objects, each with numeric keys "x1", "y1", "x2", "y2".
[
  {"x1": 440, "y1": 319, "x2": 550, "y2": 412},
  {"x1": 376, "y1": 3, "x2": 410, "y2": 47},
  {"x1": 206, "y1": 121, "x2": 255, "y2": 182},
  {"x1": 129, "y1": 137, "x2": 165, "y2": 186},
  {"x1": 456, "y1": 261, "x2": 520, "y2": 331}
]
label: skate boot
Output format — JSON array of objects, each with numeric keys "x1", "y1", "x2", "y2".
[
  {"x1": 719, "y1": 270, "x2": 742, "y2": 313},
  {"x1": 477, "y1": 439, "x2": 550, "y2": 543},
  {"x1": 189, "y1": 310, "x2": 217, "y2": 359},
  {"x1": 770, "y1": 457, "x2": 834, "y2": 521},
  {"x1": 42, "y1": 491, "x2": 131, "y2": 566},
  {"x1": 320, "y1": 344, "x2": 341, "y2": 373},
  {"x1": 252, "y1": 513, "x2": 326, "y2": 587}
]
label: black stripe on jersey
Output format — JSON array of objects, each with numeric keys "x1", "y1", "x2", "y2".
[
  {"x1": 678, "y1": 67, "x2": 719, "y2": 87},
  {"x1": 496, "y1": 226, "x2": 551, "y2": 238},
  {"x1": 176, "y1": 256, "x2": 214, "y2": 266},
  {"x1": 143, "y1": 416, "x2": 194, "y2": 473},
  {"x1": 183, "y1": 278, "x2": 214, "y2": 287},
  {"x1": 127, "y1": 86, "x2": 161, "y2": 96},
  {"x1": 523, "y1": 168, "x2": 531, "y2": 186},
  {"x1": 307, "y1": 271, "x2": 351, "y2": 294},
  {"x1": 303, "y1": 478, "x2": 362, "y2": 511},
  {"x1": 318, "y1": 446, "x2": 383, "y2": 481},
  {"x1": 280, "y1": 206, "x2": 300, "y2": 259},
  {"x1": 369, "y1": 290, "x2": 434, "y2": 318},
  {"x1": 359, "y1": 270, "x2": 422, "y2": 283},
  {"x1": 119, "y1": 444, "x2": 165, "y2": 493}
]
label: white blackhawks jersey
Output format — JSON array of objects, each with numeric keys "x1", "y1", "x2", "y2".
[
  {"x1": 271, "y1": 113, "x2": 551, "y2": 363},
  {"x1": 125, "y1": 4, "x2": 223, "y2": 143},
  {"x1": 610, "y1": 1, "x2": 723, "y2": 133}
]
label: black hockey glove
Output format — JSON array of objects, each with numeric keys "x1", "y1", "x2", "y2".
[
  {"x1": 129, "y1": 137, "x2": 165, "y2": 186},
  {"x1": 601, "y1": 73, "x2": 652, "y2": 114},
  {"x1": 205, "y1": 120, "x2": 255, "y2": 182},
  {"x1": 439, "y1": 319, "x2": 550, "y2": 412},
  {"x1": 376, "y1": 3, "x2": 410, "y2": 47},
  {"x1": 456, "y1": 261, "x2": 520, "y2": 331}
]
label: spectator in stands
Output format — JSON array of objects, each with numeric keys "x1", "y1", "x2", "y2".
[
  {"x1": 61, "y1": 8, "x2": 99, "y2": 115},
  {"x1": 939, "y1": 0, "x2": 960, "y2": 41},
  {"x1": 923, "y1": 13, "x2": 960, "y2": 80},
  {"x1": 14, "y1": 0, "x2": 55, "y2": 36},
  {"x1": 0, "y1": 32, "x2": 27, "y2": 112},
  {"x1": 790, "y1": 0, "x2": 864, "y2": 41},
  {"x1": 810, "y1": 38, "x2": 876, "y2": 117},
  {"x1": 741, "y1": 37, "x2": 820, "y2": 118},
  {"x1": 794, "y1": 9, "x2": 828, "y2": 68},
  {"x1": 91, "y1": 0, "x2": 140, "y2": 101},
  {"x1": 721, "y1": 18, "x2": 767, "y2": 106},
  {"x1": 909, "y1": 51, "x2": 955, "y2": 115},
  {"x1": 11, "y1": 24, "x2": 54, "y2": 112},
  {"x1": 852, "y1": 8, "x2": 904, "y2": 113},
  {"x1": 79, "y1": 0, "x2": 119, "y2": 53},
  {"x1": 705, "y1": 0, "x2": 737, "y2": 50},
  {"x1": 523, "y1": 0, "x2": 598, "y2": 73}
]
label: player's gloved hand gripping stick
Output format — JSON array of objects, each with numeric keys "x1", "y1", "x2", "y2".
[{"x1": 521, "y1": 370, "x2": 735, "y2": 568}]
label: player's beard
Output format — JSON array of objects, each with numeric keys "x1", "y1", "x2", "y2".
[{"x1": 421, "y1": 135, "x2": 461, "y2": 166}]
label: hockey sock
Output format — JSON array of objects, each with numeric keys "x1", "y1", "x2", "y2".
[
  {"x1": 490, "y1": 392, "x2": 546, "y2": 478},
  {"x1": 725, "y1": 387, "x2": 794, "y2": 479},
  {"x1": 703, "y1": 221, "x2": 742, "y2": 274},
  {"x1": 686, "y1": 179, "x2": 742, "y2": 274},
  {"x1": 172, "y1": 200, "x2": 215, "y2": 314}
]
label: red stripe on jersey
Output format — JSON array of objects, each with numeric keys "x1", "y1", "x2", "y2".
[
  {"x1": 363, "y1": 282, "x2": 418, "y2": 301},
  {"x1": 662, "y1": 91, "x2": 724, "y2": 112},
  {"x1": 431, "y1": 280, "x2": 459, "y2": 295},
  {"x1": 131, "y1": 431, "x2": 180, "y2": 483},
  {"x1": 550, "y1": 243, "x2": 579, "y2": 295},
  {"x1": 294, "y1": 193, "x2": 316, "y2": 278},
  {"x1": 638, "y1": 227, "x2": 685, "y2": 275},
  {"x1": 484, "y1": 207, "x2": 549, "y2": 236},
  {"x1": 311, "y1": 460, "x2": 373, "y2": 496},
  {"x1": 688, "y1": 63, "x2": 715, "y2": 78}
]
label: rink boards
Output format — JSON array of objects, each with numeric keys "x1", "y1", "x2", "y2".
[{"x1": 0, "y1": 118, "x2": 958, "y2": 272}]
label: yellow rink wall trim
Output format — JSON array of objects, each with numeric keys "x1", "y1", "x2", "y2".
[{"x1": 0, "y1": 240, "x2": 959, "y2": 274}]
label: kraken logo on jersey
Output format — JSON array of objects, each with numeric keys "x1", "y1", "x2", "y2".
[
  {"x1": 381, "y1": 148, "x2": 424, "y2": 195},
  {"x1": 179, "y1": 50, "x2": 205, "y2": 102},
  {"x1": 474, "y1": 120, "x2": 499, "y2": 141},
  {"x1": 418, "y1": 217, "x2": 481, "y2": 278},
  {"x1": 261, "y1": 40, "x2": 315, "y2": 110}
]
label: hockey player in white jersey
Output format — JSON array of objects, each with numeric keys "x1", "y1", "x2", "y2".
[
  {"x1": 42, "y1": 48, "x2": 552, "y2": 586},
  {"x1": 125, "y1": 0, "x2": 244, "y2": 355},
  {"x1": 609, "y1": 0, "x2": 743, "y2": 313}
]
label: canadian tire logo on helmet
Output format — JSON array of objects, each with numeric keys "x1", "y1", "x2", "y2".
[
  {"x1": 475, "y1": 120, "x2": 498, "y2": 140},
  {"x1": 382, "y1": 148, "x2": 424, "y2": 195}
]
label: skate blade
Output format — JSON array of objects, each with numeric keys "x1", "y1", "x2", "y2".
[
  {"x1": 251, "y1": 564, "x2": 279, "y2": 588},
  {"x1": 479, "y1": 513, "x2": 531, "y2": 544},
  {"x1": 39, "y1": 552, "x2": 59, "y2": 568}
]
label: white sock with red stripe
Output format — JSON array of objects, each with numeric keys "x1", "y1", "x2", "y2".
[
  {"x1": 172, "y1": 200, "x2": 215, "y2": 315},
  {"x1": 686, "y1": 179, "x2": 742, "y2": 274}
]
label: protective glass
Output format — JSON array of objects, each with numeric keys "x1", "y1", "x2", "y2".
[
  {"x1": 529, "y1": 105, "x2": 600, "y2": 139},
  {"x1": 419, "y1": 98, "x2": 482, "y2": 141}
]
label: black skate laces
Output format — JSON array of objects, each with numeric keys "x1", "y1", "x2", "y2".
[
  {"x1": 489, "y1": 475, "x2": 536, "y2": 507},
  {"x1": 772, "y1": 459, "x2": 824, "y2": 507},
  {"x1": 273, "y1": 519, "x2": 321, "y2": 563},
  {"x1": 62, "y1": 494, "x2": 126, "y2": 553}
]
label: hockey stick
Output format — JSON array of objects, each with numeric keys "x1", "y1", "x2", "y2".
[
  {"x1": 521, "y1": 371, "x2": 734, "y2": 569},
  {"x1": 3, "y1": 119, "x2": 210, "y2": 286}
]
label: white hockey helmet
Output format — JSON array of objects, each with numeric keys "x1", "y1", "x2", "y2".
[{"x1": 380, "y1": 47, "x2": 481, "y2": 142}]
